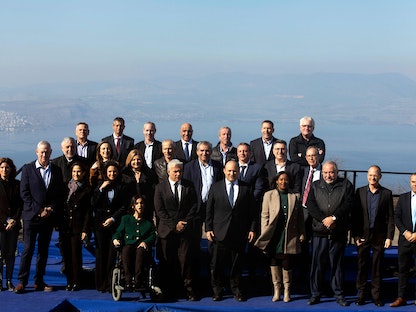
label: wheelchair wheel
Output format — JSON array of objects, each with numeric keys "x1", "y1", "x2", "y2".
[{"x1": 111, "y1": 268, "x2": 122, "y2": 301}]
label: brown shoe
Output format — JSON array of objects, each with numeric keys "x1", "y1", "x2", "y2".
[
  {"x1": 14, "y1": 283, "x2": 25, "y2": 294},
  {"x1": 34, "y1": 283, "x2": 53, "y2": 292},
  {"x1": 390, "y1": 297, "x2": 406, "y2": 307}
]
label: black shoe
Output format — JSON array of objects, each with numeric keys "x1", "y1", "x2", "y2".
[
  {"x1": 308, "y1": 296, "x2": 320, "y2": 305},
  {"x1": 212, "y1": 294, "x2": 223, "y2": 301},
  {"x1": 72, "y1": 284, "x2": 80, "y2": 291},
  {"x1": 187, "y1": 291, "x2": 198, "y2": 301},
  {"x1": 65, "y1": 284, "x2": 72, "y2": 291},
  {"x1": 336, "y1": 297, "x2": 348, "y2": 307},
  {"x1": 234, "y1": 292, "x2": 246, "y2": 302},
  {"x1": 6, "y1": 280, "x2": 15, "y2": 292},
  {"x1": 373, "y1": 298, "x2": 384, "y2": 307},
  {"x1": 355, "y1": 294, "x2": 365, "y2": 305}
]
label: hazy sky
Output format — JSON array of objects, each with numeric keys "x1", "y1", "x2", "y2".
[{"x1": 2, "y1": 0, "x2": 415, "y2": 86}]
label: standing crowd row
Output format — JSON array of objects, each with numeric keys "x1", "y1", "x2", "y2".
[{"x1": 0, "y1": 117, "x2": 415, "y2": 308}]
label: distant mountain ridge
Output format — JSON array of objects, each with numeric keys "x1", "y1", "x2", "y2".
[{"x1": 0, "y1": 72, "x2": 415, "y2": 133}]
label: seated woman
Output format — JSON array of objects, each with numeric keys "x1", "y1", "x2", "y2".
[{"x1": 112, "y1": 195, "x2": 156, "y2": 291}]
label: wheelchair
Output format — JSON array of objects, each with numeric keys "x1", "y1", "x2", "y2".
[{"x1": 111, "y1": 246, "x2": 163, "y2": 301}]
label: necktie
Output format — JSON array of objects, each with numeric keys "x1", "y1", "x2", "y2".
[
  {"x1": 174, "y1": 182, "x2": 179, "y2": 204},
  {"x1": 184, "y1": 143, "x2": 189, "y2": 161},
  {"x1": 302, "y1": 168, "x2": 314, "y2": 207},
  {"x1": 228, "y1": 182, "x2": 234, "y2": 207},
  {"x1": 240, "y1": 165, "x2": 247, "y2": 178},
  {"x1": 116, "y1": 137, "x2": 121, "y2": 155}
]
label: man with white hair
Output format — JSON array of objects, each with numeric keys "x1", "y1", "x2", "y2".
[{"x1": 289, "y1": 116, "x2": 325, "y2": 166}]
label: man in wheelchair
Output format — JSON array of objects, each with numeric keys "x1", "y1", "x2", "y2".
[{"x1": 112, "y1": 195, "x2": 156, "y2": 291}]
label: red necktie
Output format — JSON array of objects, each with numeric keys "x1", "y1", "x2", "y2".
[{"x1": 302, "y1": 168, "x2": 314, "y2": 207}]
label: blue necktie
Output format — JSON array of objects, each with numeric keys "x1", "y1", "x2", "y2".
[
  {"x1": 184, "y1": 143, "x2": 189, "y2": 161},
  {"x1": 228, "y1": 182, "x2": 234, "y2": 207}
]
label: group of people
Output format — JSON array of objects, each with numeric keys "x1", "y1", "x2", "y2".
[{"x1": 0, "y1": 116, "x2": 415, "y2": 308}]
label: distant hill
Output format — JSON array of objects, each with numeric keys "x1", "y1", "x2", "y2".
[{"x1": 0, "y1": 72, "x2": 415, "y2": 133}]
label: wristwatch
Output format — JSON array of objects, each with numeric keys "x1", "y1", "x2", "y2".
[{"x1": 332, "y1": 215, "x2": 337, "y2": 221}]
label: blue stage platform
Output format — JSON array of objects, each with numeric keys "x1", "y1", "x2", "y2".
[{"x1": 1, "y1": 231, "x2": 415, "y2": 312}]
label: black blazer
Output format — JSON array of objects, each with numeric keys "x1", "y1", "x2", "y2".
[
  {"x1": 52, "y1": 154, "x2": 88, "y2": 183},
  {"x1": 263, "y1": 159, "x2": 303, "y2": 194},
  {"x1": 394, "y1": 191, "x2": 416, "y2": 247},
  {"x1": 206, "y1": 180, "x2": 256, "y2": 250},
  {"x1": 0, "y1": 178, "x2": 23, "y2": 231},
  {"x1": 102, "y1": 134, "x2": 135, "y2": 167},
  {"x1": 133, "y1": 140, "x2": 163, "y2": 168},
  {"x1": 249, "y1": 137, "x2": 277, "y2": 165},
  {"x1": 183, "y1": 159, "x2": 224, "y2": 217},
  {"x1": 62, "y1": 182, "x2": 92, "y2": 234},
  {"x1": 154, "y1": 179, "x2": 197, "y2": 239},
  {"x1": 77, "y1": 140, "x2": 98, "y2": 166},
  {"x1": 351, "y1": 185, "x2": 395, "y2": 242},
  {"x1": 173, "y1": 140, "x2": 199, "y2": 163},
  {"x1": 20, "y1": 161, "x2": 64, "y2": 223},
  {"x1": 91, "y1": 180, "x2": 129, "y2": 230}
]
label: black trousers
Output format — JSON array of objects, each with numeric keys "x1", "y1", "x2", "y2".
[
  {"x1": 60, "y1": 232, "x2": 83, "y2": 285},
  {"x1": 209, "y1": 240, "x2": 244, "y2": 296},
  {"x1": 397, "y1": 242, "x2": 416, "y2": 298},
  {"x1": 0, "y1": 226, "x2": 19, "y2": 280},
  {"x1": 18, "y1": 220, "x2": 53, "y2": 285},
  {"x1": 310, "y1": 236, "x2": 346, "y2": 298},
  {"x1": 355, "y1": 231, "x2": 385, "y2": 299}
]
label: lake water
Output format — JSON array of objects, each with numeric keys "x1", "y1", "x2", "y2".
[{"x1": 1, "y1": 120, "x2": 414, "y2": 193}]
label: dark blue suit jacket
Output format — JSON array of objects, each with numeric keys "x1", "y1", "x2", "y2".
[
  {"x1": 183, "y1": 159, "x2": 223, "y2": 218},
  {"x1": 238, "y1": 161, "x2": 267, "y2": 204},
  {"x1": 395, "y1": 191, "x2": 416, "y2": 247},
  {"x1": 20, "y1": 161, "x2": 64, "y2": 223}
]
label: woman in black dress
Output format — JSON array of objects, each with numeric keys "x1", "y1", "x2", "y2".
[
  {"x1": 0, "y1": 158, "x2": 22, "y2": 291},
  {"x1": 61, "y1": 162, "x2": 92, "y2": 291}
]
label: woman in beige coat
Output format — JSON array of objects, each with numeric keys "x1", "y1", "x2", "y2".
[{"x1": 255, "y1": 171, "x2": 305, "y2": 302}]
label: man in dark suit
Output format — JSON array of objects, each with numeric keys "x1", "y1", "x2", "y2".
[
  {"x1": 249, "y1": 120, "x2": 277, "y2": 166},
  {"x1": 15, "y1": 141, "x2": 64, "y2": 294},
  {"x1": 133, "y1": 121, "x2": 162, "y2": 170},
  {"x1": 236, "y1": 142, "x2": 267, "y2": 278},
  {"x1": 351, "y1": 165, "x2": 394, "y2": 307},
  {"x1": 390, "y1": 173, "x2": 416, "y2": 307},
  {"x1": 52, "y1": 137, "x2": 88, "y2": 183},
  {"x1": 183, "y1": 141, "x2": 223, "y2": 289},
  {"x1": 173, "y1": 122, "x2": 198, "y2": 163},
  {"x1": 297, "y1": 146, "x2": 322, "y2": 291},
  {"x1": 263, "y1": 140, "x2": 302, "y2": 194},
  {"x1": 154, "y1": 159, "x2": 198, "y2": 301},
  {"x1": 206, "y1": 160, "x2": 257, "y2": 302},
  {"x1": 102, "y1": 117, "x2": 134, "y2": 167},
  {"x1": 75, "y1": 122, "x2": 98, "y2": 166}
]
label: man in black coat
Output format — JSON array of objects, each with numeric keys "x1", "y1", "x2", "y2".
[
  {"x1": 133, "y1": 121, "x2": 162, "y2": 170},
  {"x1": 351, "y1": 165, "x2": 394, "y2": 307},
  {"x1": 154, "y1": 159, "x2": 198, "y2": 300},
  {"x1": 390, "y1": 173, "x2": 416, "y2": 307},
  {"x1": 206, "y1": 160, "x2": 256, "y2": 302},
  {"x1": 102, "y1": 117, "x2": 134, "y2": 167},
  {"x1": 15, "y1": 141, "x2": 64, "y2": 294}
]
